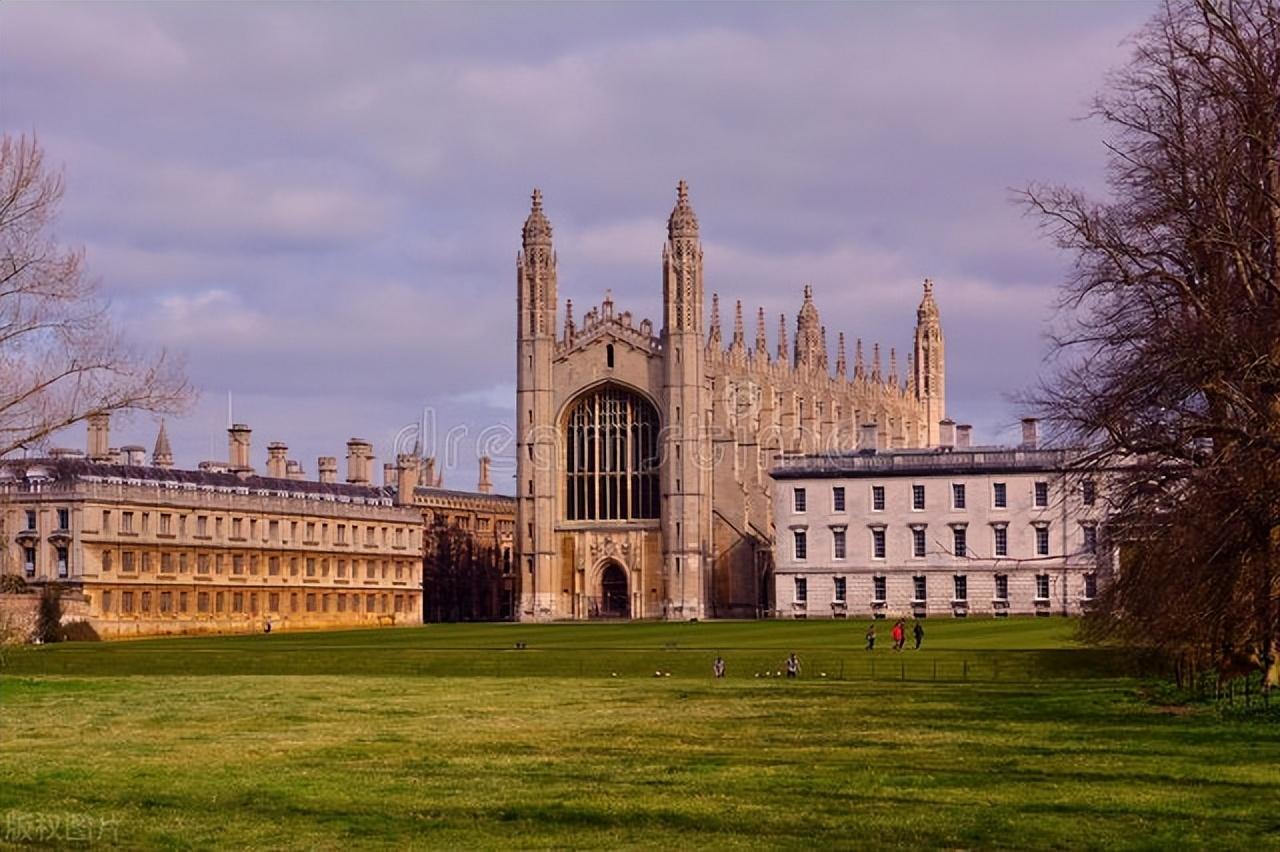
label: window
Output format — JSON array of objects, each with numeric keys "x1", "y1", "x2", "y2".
[
  {"x1": 993, "y1": 482, "x2": 1007, "y2": 508},
  {"x1": 833, "y1": 576, "x2": 846, "y2": 604},
  {"x1": 832, "y1": 528, "x2": 846, "y2": 560},
  {"x1": 231, "y1": 518, "x2": 243, "y2": 538},
  {"x1": 873, "y1": 575, "x2": 887, "y2": 603},
  {"x1": 232, "y1": 592, "x2": 244, "y2": 613},
  {"x1": 1036, "y1": 526, "x2": 1050, "y2": 556},
  {"x1": 606, "y1": 343, "x2": 615, "y2": 368},
  {"x1": 1082, "y1": 525, "x2": 1098, "y2": 554},
  {"x1": 1034, "y1": 481, "x2": 1049, "y2": 508},
  {"x1": 101, "y1": 590, "x2": 113, "y2": 613},
  {"x1": 908, "y1": 526, "x2": 926, "y2": 558},
  {"x1": 23, "y1": 547, "x2": 35, "y2": 577},
  {"x1": 953, "y1": 575, "x2": 968, "y2": 601},
  {"x1": 141, "y1": 591, "x2": 152, "y2": 613},
  {"x1": 995, "y1": 573, "x2": 1009, "y2": 601},
  {"x1": 912, "y1": 484, "x2": 925, "y2": 511},
  {"x1": 952, "y1": 483, "x2": 966, "y2": 510},
  {"x1": 794, "y1": 577, "x2": 807, "y2": 604},
  {"x1": 233, "y1": 555, "x2": 245, "y2": 575},
  {"x1": 122, "y1": 591, "x2": 135, "y2": 613},
  {"x1": 793, "y1": 488, "x2": 807, "y2": 513},
  {"x1": 1084, "y1": 572, "x2": 1098, "y2": 599},
  {"x1": 198, "y1": 555, "x2": 210, "y2": 575},
  {"x1": 1036, "y1": 573, "x2": 1050, "y2": 600},
  {"x1": 25, "y1": 510, "x2": 37, "y2": 530},
  {"x1": 305, "y1": 522, "x2": 316, "y2": 542},
  {"x1": 952, "y1": 527, "x2": 967, "y2": 558},
  {"x1": 269, "y1": 592, "x2": 280, "y2": 612},
  {"x1": 993, "y1": 526, "x2": 1008, "y2": 557},
  {"x1": 871, "y1": 485, "x2": 885, "y2": 512},
  {"x1": 56, "y1": 508, "x2": 70, "y2": 530},
  {"x1": 306, "y1": 558, "x2": 316, "y2": 577},
  {"x1": 564, "y1": 386, "x2": 660, "y2": 521},
  {"x1": 1082, "y1": 478, "x2": 1096, "y2": 506},
  {"x1": 122, "y1": 551, "x2": 135, "y2": 572},
  {"x1": 793, "y1": 530, "x2": 807, "y2": 561},
  {"x1": 159, "y1": 513, "x2": 171, "y2": 534},
  {"x1": 912, "y1": 575, "x2": 927, "y2": 602},
  {"x1": 197, "y1": 515, "x2": 208, "y2": 537},
  {"x1": 160, "y1": 552, "x2": 173, "y2": 573},
  {"x1": 198, "y1": 592, "x2": 210, "y2": 613},
  {"x1": 160, "y1": 591, "x2": 173, "y2": 613},
  {"x1": 121, "y1": 512, "x2": 134, "y2": 533},
  {"x1": 269, "y1": 557, "x2": 280, "y2": 576},
  {"x1": 871, "y1": 528, "x2": 886, "y2": 559},
  {"x1": 833, "y1": 486, "x2": 846, "y2": 512}
]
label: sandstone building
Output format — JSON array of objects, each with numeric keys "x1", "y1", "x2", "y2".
[
  {"x1": 770, "y1": 421, "x2": 1104, "y2": 618},
  {"x1": 2, "y1": 416, "x2": 514, "y2": 637},
  {"x1": 515, "y1": 183, "x2": 946, "y2": 620}
]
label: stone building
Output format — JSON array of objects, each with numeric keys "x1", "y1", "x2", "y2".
[
  {"x1": 515, "y1": 183, "x2": 946, "y2": 620},
  {"x1": 1, "y1": 415, "x2": 514, "y2": 638},
  {"x1": 770, "y1": 420, "x2": 1104, "y2": 618}
]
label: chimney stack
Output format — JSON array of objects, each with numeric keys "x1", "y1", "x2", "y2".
[
  {"x1": 266, "y1": 442, "x2": 288, "y2": 479},
  {"x1": 285, "y1": 459, "x2": 305, "y2": 480},
  {"x1": 1021, "y1": 417, "x2": 1039, "y2": 450},
  {"x1": 228, "y1": 423, "x2": 252, "y2": 471},
  {"x1": 317, "y1": 456, "x2": 338, "y2": 484},
  {"x1": 477, "y1": 456, "x2": 493, "y2": 494},
  {"x1": 859, "y1": 422, "x2": 879, "y2": 451},
  {"x1": 87, "y1": 413, "x2": 111, "y2": 462},
  {"x1": 939, "y1": 418, "x2": 956, "y2": 449},
  {"x1": 383, "y1": 462, "x2": 396, "y2": 488},
  {"x1": 422, "y1": 457, "x2": 437, "y2": 488},
  {"x1": 956, "y1": 424, "x2": 972, "y2": 449},
  {"x1": 396, "y1": 454, "x2": 419, "y2": 506},
  {"x1": 346, "y1": 438, "x2": 373, "y2": 485},
  {"x1": 121, "y1": 445, "x2": 146, "y2": 466}
]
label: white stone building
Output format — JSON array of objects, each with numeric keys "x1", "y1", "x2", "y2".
[{"x1": 769, "y1": 424, "x2": 1103, "y2": 618}]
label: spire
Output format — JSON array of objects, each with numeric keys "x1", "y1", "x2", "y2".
[
  {"x1": 888, "y1": 347, "x2": 899, "y2": 386},
  {"x1": 836, "y1": 333, "x2": 847, "y2": 378},
  {"x1": 793, "y1": 283, "x2": 824, "y2": 371},
  {"x1": 755, "y1": 307, "x2": 768, "y2": 359},
  {"x1": 917, "y1": 277, "x2": 940, "y2": 324},
  {"x1": 667, "y1": 179, "x2": 699, "y2": 240},
  {"x1": 854, "y1": 338, "x2": 865, "y2": 379},
  {"x1": 708, "y1": 293, "x2": 722, "y2": 348},
  {"x1": 820, "y1": 326, "x2": 829, "y2": 372},
  {"x1": 777, "y1": 313, "x2": 789, "y2": 362},
  {"x1": 731, "y1": 300, "x2": 745, "y2": 349},
  {"x1": 522, "y1": 188, "x2": 552, "y2": 248},
  {"x1": 152, "y1": 420, "x2": 173, "y2": 469},
  {"x1": 872, "y1": 343, "x2": 882, "y2": 383},
  {"x1": 906, "y1": 351, "x2": 916, "y2": 394},
  {"x1": 564, "y1": 298, "x2": 575, "y2": 342}
]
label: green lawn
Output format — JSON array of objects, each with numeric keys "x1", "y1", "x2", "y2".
[{"x1": 2, "y1": 620, "x2": 1278, "y2": 849}]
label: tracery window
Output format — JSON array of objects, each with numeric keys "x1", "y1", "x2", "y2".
[{"x1": 565, "y1": 386, "x2": 660, "y2": 521}]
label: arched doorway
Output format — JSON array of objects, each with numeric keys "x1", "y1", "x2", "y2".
[{"x1": 599, "y1": 562, "x2": 629, "y2": 619}]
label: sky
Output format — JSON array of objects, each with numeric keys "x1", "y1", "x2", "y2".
[{"x1": 0, "y1": 1, "x2": 1157, "y2": 494}]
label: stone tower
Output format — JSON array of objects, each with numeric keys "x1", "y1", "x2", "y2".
[
  {"x1": 516, "y1": 189, "x2": 559, "y2": 619},
  {"x1": 152, "y1": 421, "x2": 173, "y2": 469},
  {"x1": 661, "y1": 180, "x2": 711, "y2": 618},
  {"x1": 913, "y1": 278, "x2": 946, "y2": 445}
]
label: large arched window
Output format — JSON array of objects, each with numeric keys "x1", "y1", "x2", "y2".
[{"x1": 565, "y1": 386, "x2": 660, "y2": 521}]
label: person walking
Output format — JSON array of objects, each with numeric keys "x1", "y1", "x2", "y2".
[
  {"x1": 892, "y1": 620, "x2": 905, "y2": 651},
  {"x1": 913, "y1": 620, "x2": 924, "y2": 650},
  {"x1": 785, "y1": 652, "x2": 800, "y2": 679},
  {"x1": 865, "y1": 624, "x2": 876, "y2": 651},
  {"x1": 713, "y1": 655, "x2": 726, "y2": 678}
]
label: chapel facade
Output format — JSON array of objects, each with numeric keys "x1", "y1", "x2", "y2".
[{"x1": 515, "y1": 182, "x2": 945, "y2": 620}]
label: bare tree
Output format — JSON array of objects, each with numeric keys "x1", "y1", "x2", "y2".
[
  {"x1": 1021, "y1": 0, "x2": 1280, "y2": 687},
  {"x1": 0, "y1": 133, "x2": 189, "y2": 457}
]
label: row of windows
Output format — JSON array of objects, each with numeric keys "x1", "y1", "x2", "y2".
[
  {"x1": 793, "y1": 479, "x2": 1096, "y2": 514},
  {"x1": 20, "y1": 508, "x2": 72, "y2": 531},
  {"x1": 98, "y1": 588, "x2": 415, "y2": 616},
  {"x1": 21, "y1": 544, "x2": 69, "y2": 578},
  {"x1": 100, "y1": 550, "x2": 416, "y2": 582},
  {"x1": 793, "y1": 523, "x2": 1096, "y2": 561},
  {"x1": 792, "y1": 572, "x2": 1096, "y2": 604},
  {"x1": 102, "y1": 509, "x2": 413, "y2": 549}
]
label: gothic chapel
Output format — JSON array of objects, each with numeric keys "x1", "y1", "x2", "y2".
[{"x1": 515, "y1": 182, "x2": 945, "y2": 620}]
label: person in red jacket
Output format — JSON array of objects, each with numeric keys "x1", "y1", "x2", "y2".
[{"x1": 891, "y1": 620, "x2": 905, "y2": 651}]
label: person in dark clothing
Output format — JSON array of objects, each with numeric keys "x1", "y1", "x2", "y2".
[
  {"x1": 865, "y1": 624, "x2": 876, "y2": 651},
  {"x1": 785, "y1": 653, "x2": 800, "y2": 679},
  {"x1": 913, "y1": 621, "x2": 924, "y2": 650},
  {"x1": 713, "y1": 655, "x2": 726, "y2": 678}
]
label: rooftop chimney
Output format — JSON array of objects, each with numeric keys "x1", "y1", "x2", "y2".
[
  {"x1": 939, "y1": 418, "x2": 956, "y2": 450},
  {"x1": 383, "y1": 462, "x2": 396, "y2": 488},
  {"x1": 346, "y1": 438, "x2": 373, "y2": 485},
  {"x1": 422, "y1": 457, "x2": 437, "y2": 488},
  {"x1": 477, "y1": 456, "x2": 492, "y2": 494},
  {"x1": 956, "y1": 424, "x2": 972, "y2": 449},
  {"x1": 121, "y1": 445, "x2": 146, "y2": 466},
  {"x1": 87, "y1": 413, "x2": 111, "y2": 462},
  {"x1": 228, "y1": 423, "x2": 252, "y2": 471},
  {"x1": 396, "y1": 454, "x2": 419, "y2": 506},
  {"x1": 266, "y1": 442, "x2": 288, "y2": 479},
  {"x1": 1021, "y1": 417, "x2": 1039, "y2": 450},
  {"x1": 859, "y1": 422, "x2": 879, "y2": 451},
  {"x1": 317, "y1": 456, "x2": 338, "y2": 484},
  {"x1": 285, "y1": 459, "x2": 305, "y2": 480}
]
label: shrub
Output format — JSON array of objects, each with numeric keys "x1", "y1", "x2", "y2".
[
  {"x1": 0, "y1": 573, "x2": 29, "y2": 594},
  {"x1": 34, "y1": 583, "x2": 62, "y2": 644}
]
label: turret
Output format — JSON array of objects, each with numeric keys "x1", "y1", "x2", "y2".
[
  {"x1": 152, "y1": 420, "x2": 173, "y2": 469},
  {"x1": 912, "y1": 278, "x2": 946, "y2": 445},
  {"x1": 793, "y1": 285, "x2": 825, "y2": 371}
]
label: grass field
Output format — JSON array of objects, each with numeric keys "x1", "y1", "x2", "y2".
[{"x1": 2, "y1": 619, "x2": 1278, "y2": 849}]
